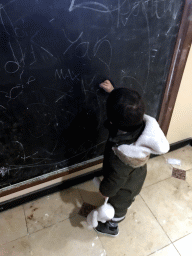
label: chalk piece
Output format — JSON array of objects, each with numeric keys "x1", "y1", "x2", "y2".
[
  {"x1": 167, "y1": 158, "x2": 181, "y2": 166},
  {"x1": 172, "y1": 168, "x2": 186, "y2": 180},
  {"x1": 78, "y1": 202, "x2": 97, "y2": 217}
]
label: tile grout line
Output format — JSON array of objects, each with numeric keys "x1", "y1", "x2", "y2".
[
  {"x1": 0, "y1": 234, "x2": 29, "y2": 247},
  {"x1": 22, "y1": 204, "x2": 29, "y2": 235},
  {"x1": 172, "y1": 244, "x2": 182, "y2": 256},
  {"x1": 93, "y1": 232, "x2": 108, "y2": 255},
  {"x1": 139, "y1": 193, "x2": 173, "y2": 244},
  {"x1": 0, "y1": 210, "x2": 81, "y2": 247},
  {"x1": 76, "y1": 186, "x2": 85, "y2": 204},
  {"x1": 0, "y1": 184, "x2": 98, "y2": 248},
  {"x1": 142, "y1": 175, "x2": 174, "y2": 190},
  {"x1": 74, "y1": 184, "x2": 108, "y2": 255},
  {"x1": 146, "y1": 243, "x2": 178, "y2": 256},
  {"x1": 172, "y1": 230, "x2": 192, "y2": 243}
]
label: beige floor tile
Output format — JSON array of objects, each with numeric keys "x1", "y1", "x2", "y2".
[
  {"x1": 97, "y1": 195, "x2": 170, "y2": 256},
  {"x1": 24, "y1": 187, "x2": 83, "y2": 234},
  {"x1": 0, "y1": 206, "x2": 27, "y2": 246},
  {"x1": 76, "y1": 179, "x2": 105, "y2": 206},
  {"x1": 163, "y1": 145, "x2": 192, "y2": 170},
  {"x1": 28, "y1": 215, "x2": 105, "y2": 256},
  {"x1": 149, "y1": 244, "x2": 180, "y2": 256},
  {"x1": 143, "y1": 156, "x2": 173, "y2": 188},
  {"x1": 0, "y1": 235, "x2": 32, "y2": 256},
  {"x1": 174, "y1": 232, "x2": 192, "y2": 256},
  {"x1": 141, "y1": 177, "x2": 192, "y2": 242}
]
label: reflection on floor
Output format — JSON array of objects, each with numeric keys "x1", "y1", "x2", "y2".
[{"x1": 1, "y1": 145, "x2": 192, "y2": 256}]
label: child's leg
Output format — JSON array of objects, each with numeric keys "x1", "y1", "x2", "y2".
[
  {"x1": 108, "y1": 164, "x2": 147, "y2": 219},
  {"x1": 95, "y1": 165, "x2": 147, "y2": 237}
]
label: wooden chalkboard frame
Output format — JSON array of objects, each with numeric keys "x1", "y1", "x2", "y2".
[
  {"x1": 1, "y1": 0, "x2": 192, "y2": 200},
  {"x1": 159, "y1": 0, "x2": 192, "y2": 134}
]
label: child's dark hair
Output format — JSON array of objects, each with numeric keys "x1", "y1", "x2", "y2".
[{"x1": 106, "y1": 88, "x2": 145, "y2": 131}]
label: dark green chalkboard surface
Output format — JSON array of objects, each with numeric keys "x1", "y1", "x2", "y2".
[{"x1": 0, "y1": 0, "x2": 185, "y2": 189}]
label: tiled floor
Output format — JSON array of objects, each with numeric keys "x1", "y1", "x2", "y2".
[{"x1": 1, "y1": 145, "x2": 192, "y2": 256}]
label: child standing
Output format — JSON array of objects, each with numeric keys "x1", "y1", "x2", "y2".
[{"x1": 96, "y1": 80, "x2": 170, "y2": 237}]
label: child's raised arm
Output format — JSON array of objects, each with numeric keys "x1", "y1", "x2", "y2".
[{"x1": 99, "y1": 80, "x2": 114, "y2": 93}]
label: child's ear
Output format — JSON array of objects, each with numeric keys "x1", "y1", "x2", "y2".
[{"x1": 92, "y1": 210, "x2": 99, "y2": 228}]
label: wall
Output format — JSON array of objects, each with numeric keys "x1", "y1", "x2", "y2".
[{"x1": 167, "y1": 46, "x2": 192, "y2": 144}]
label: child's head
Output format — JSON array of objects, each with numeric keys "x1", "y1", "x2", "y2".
[{"x1": 106, "y1": 88, "x2": 145, "y2": 131}]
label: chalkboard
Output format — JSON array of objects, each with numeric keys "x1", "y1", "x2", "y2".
[{"x1": 0, "y1": 0, "x2": 184, "y2": 189}]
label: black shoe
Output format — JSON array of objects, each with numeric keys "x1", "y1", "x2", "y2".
[{"x1": 94, "y1": 221, "x2": 119, "y2": 237}]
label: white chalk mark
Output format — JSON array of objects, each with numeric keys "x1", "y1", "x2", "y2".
[
  {"x1": 122, "y1": 76, "x2": 142, "y2": 86},
  {"x1": 55, "y1": 69, "x2": 80, "y2": 81},
  {"x1": 151, "y1": 49, "x2": 158, "y2": 58},
  {"x1": 117, "y1": 0, "x2": 120, "y2": 28},
  {"x1": 8, "y1": 41, "x2": 18, "y2": 63},
  {"x1": 94, "y1": 39, "x2": 112, "y2": 70},
  {"x1": 49, "y1": 18, "x2": 55, "y2": 23},
  {"x1": 30, "y1": 45, "x2": 37, "y2": 65},
  {"x1": 166, "y1": 38, "x2": 181, "y2": 97},
  {"x1": 21, "y1": 151, "x2": 39, "y2": 160},
  {"x1": 152, "y1": 0, "x2": 182, "y2": 20},
  {"x1": 26, "y1": 76, "x2": 36, "y2": 85},
  {"x1": 14, "y1": 27, "x2": 25, "y2": 38},
  {"x1": 41, "y1": 47, "x2": 57, "y2": 60},
  {"x1": 81, "y1": 79, "x2": 86, "y2": 97},
  {"x1": 4, "y1": 61, "x2": 20, "y2": 73},
  {"x1": 155, "y1": 0, "x2": 163, "y2": 19},
  {"x1": 66, "y1": 110, "x2": 76, "y2": 117},
  {"x1": 0, "y1": 5, "x2": 16, "y2": 36},
  {"x1": 85, "y1": 75, "x2": 96, "y2": 86},
  {"x1": 69, "y1": 0, "x2": 111, "y2": 13},
  {"x1": 63, "y1": 30, "x2": 83, "y2": 55},
  {"x1": 63, "y1": 29, "x2": 83, "y2": 44},
  {"x1": 0, "y1": 0, "x2": 16, "y2": 9},
  {"x1": 16, "y1": 38, "x2": 25, "y2": 66},
  {"x1": 43, "y1": 88, "x2": 74, "y2": 102},
  {"x1": 93, "y1": 35, "x2": 108, "y2": 55},
  {"x1": 12, "y1": 141, "x2": 26, "y2": 162},
  {"x1": 8, "y1": 140, "x2": 106, "y2": 170},
  {"x1": 54, "y1": 93, "x2": 73, "y2": 103},
  {"x1": 166, "y1": 25, "x2": 172, "y2": 35},
  {"x1": 6, "y1": 85, "x2": 22, "y2": 100},
  {"x1": 121, "y1": 3, "x2": 140, "y2": 27},
  {"x1": 20, "y1": 70, "x2": 24, "y2": 80},
  {"x1": 55, "y1": 95, "x2": 66, "y2": 103},
  {"x1": 0, "y1": 167, "x2": 10, "y2": 177},
  {"x1": 31, "y1": 30, "x2": 40, "y2": 41},
  {"x1": 75, "y1": 42, "x2": 90, "y2": 58},
  {"x1": 4, "y1": 42, "x2": 20, "y2": 73},
  {"x1": 142, "y1": 1, "x2": 150, "y2": 88}
]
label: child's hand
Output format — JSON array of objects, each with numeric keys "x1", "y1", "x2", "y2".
[{"x1": 99, "y1": 80, "x2": 114, "y2": 93}]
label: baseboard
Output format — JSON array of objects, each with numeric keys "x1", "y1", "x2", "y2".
[
  {"x1": 0, "y1": 168, "x2": 103, "y2": 212},
  {"x1": 0, "y1": 138, "x2": 191, "y2": 212},
  {"x1": 170, "y1": 137, "x2": 192, "y2": 151}
]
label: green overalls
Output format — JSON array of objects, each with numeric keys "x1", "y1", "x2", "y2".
[{"x1": 99, "y1": 122, "x2": 147, "y2": 218}]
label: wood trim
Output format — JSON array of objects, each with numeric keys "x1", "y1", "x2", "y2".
[
  {"x1": 0, "y1": 139, "x2": 191, "y2": 212},
  {"x1": 169, "y1": 137, "x2": 192, "y2": 151},
  {"x1": 158, "y1": 0, "x2": 192, "y2": 135},
  {"x1": 0, "y1": 158, "x2": 103, "y2": 198},
  {"x1": 0, "y1": 168, "x2": 103, "y2": 212}
]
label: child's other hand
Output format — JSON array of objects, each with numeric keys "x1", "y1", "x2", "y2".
[{"x1": 99, "y1": 80, "x2": 114, "y2": 93}]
